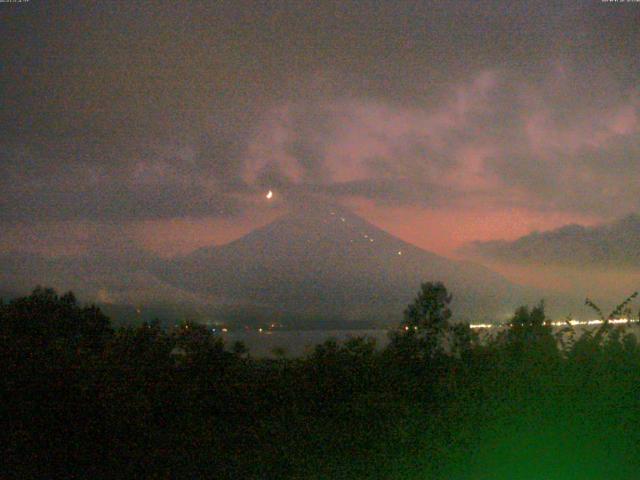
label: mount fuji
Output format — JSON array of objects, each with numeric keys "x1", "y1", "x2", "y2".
[{"x1": 158, "y1": 203, "x2": 532, "y2": 326}]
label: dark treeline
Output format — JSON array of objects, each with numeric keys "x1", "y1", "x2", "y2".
[{"x1": 3, "y1": 284, "x2": 640, "y2": 479}]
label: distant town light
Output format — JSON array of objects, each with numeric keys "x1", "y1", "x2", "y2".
[{"x1": 468, "y1": 318, "x2": 635, "y2": 329}]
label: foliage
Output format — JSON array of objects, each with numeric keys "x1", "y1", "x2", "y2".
[
  {"x1": 495, "y1": 301, "x2": 557, "y2": 362},
  {"x1": 3, "y1": 284, "x2": 640, "y2": 479},
  {"x1": 389, "y1": 281, "x2": 453, "y2": 360},
  {"x1": 1, "y1": 286, "x2": 112, "y2": 355}
]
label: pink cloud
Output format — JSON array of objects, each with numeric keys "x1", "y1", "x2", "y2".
[
  {"x1": 242, "y1": 70, "x2": 502, "y2": 191},
  {"x1": 238, "y1": 65, "x2": 639, "y2": 223}
]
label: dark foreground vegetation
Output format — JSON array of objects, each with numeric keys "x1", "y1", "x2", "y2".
[{"x1": 3, "y1": 284, "x2": 640, "y2": 479}]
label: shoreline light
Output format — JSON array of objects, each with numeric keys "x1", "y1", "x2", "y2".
[{"x1": 469, "y1": 318, "x2": 634, "y2": 329}]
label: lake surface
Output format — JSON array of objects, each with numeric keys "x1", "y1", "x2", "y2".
[
  {"x1": 220, "y1": 329, "x2": 391, "y2": 357},
  {"x1": 219, "y1": 323, "x2": 640, "y2": 357}
]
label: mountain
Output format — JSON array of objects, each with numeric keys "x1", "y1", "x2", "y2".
[
  {"x1": 159, "y1": 203, "x2": 533, "y2": 326},
  {"x1": 0, "y1": 250, "x2": 209, "y2": 315},
  {"x1": 465, "y1": 213, "x2": 640, "y2": 269},
  {"x1": 0, "y1": 203, "x2": 593, "y2": 326}
]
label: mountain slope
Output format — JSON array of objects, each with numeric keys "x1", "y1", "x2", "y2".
[{"x1": 160, "y1": 204, "x2": 531, "y2": 325}]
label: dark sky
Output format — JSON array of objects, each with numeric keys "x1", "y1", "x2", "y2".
[{"x1": 1, "y1": 0, "x2": 639, "y2": 294}]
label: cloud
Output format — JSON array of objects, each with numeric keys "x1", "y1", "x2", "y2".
[
  {"x1": 462, "y1": 214, "x2": 640, "y2": 269},
  {"x1": 0, "y1": 142, "x2": 246, "y2": 223},
  {"x1": 240, "y1": 67, "x2": 640, "y2": 217},
  {"x1": 2, "y1": 64, "x2": 638, "y2": 228},
  {"x1": 2, "y1": 1, "x2": 639, "y2": 232}
]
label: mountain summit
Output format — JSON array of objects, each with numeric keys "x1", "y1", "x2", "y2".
[{"x1": 161, "y1": 203, "x2": 527, "y2": 326}]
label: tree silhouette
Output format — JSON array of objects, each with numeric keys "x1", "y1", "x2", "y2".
[
  {"x1": 170, "y1": 320, "x2": 227, "y2": 366},
  {"x1": 5, "y1": 283, "x2": 640, "y2": 478},
  {"x1": 393, "y1": 281, "x2": 453, "y2": 359},
  {"x1": 404, "y1": 282, "x2": 452, "y2": 331},
  {"x1": 500, "y1": 301, "x2": 556, "y2": 363},
  {"x1": 232, "y1": 340, "x2": 249, "y2": 357},
  {"x1": 1, "y1": 286, "x2": 112, "y2": 354}
]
